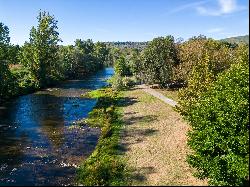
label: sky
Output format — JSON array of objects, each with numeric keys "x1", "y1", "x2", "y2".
[{"x1": 0, "y1": 0, "x2": 249, "y2": 45}]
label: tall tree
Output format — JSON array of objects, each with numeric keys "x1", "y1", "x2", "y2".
[
  {"x1": 20, "y1": 11, "x2": 61, "y2": 87},
  {"x1": 94, "y1": 41, "x2": 109, "y2": 66},
  {"x1": 140, "y1": 36, "x2": 178, "y2": 86},
  {"x1": 0, "y1": 22, "x2": 13, "y2": 101}
]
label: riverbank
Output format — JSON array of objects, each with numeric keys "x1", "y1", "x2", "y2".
[
  {"x1": 76, "y1": 88, "x2": 128, "y2": 186},
  {"x1": 76, "y1": 86, "x2": 207, "y2": 186},
  {"x1": 0, "y1": 65, "x2": 105, "y2": 105}
]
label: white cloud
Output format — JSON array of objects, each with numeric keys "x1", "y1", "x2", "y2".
[
  {"x1": 220, "y1": 0, "x2": 237, "y2": 13},
  {"x1": 165, "y1": 0, "x2": 208, "y2": 15},
  {"x1": 207, "y1": 27, "x2": 224, "y2": 33},
  {"x1": 196, "y1": 0, "x2": 247, "y2": 16}
]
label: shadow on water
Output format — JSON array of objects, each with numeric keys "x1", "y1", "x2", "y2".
[{"x1": 0, "y1": 68, "x2": 113, "y2": 186}]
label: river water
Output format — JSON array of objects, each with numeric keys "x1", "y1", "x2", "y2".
[{"x1": 0, "y1": 67, "x2": 114, "y2": 186}]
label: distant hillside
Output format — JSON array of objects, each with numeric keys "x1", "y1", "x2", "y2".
[
  {"x1": 221, "y1": 35, "x2": 249, "y2": 45},
  {"x1": 104, "y1": 41, "x2": 149, "y2": 50}
]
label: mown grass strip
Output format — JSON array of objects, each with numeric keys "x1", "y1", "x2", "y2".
[{"x1": 76, "y1": 87, "x2": 128, "y2": 186}]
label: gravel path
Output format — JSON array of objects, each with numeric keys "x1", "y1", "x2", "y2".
[{"x1": 138, "y1": 84, "x2": 177, "y2": 107}]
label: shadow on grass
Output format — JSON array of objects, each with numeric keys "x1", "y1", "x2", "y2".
[
  {"x1": 117, "y1": 105, "x2": 159, "y2": 184},
  {"x1": 117, "y1": 96, "x2": 138, "y2": 107},
  {"x1": 124, "y1": 115, "x2": 158, "y2": 126},
  {"x1": 129, "y1": 166, "x2": 156, "y2": 184}
]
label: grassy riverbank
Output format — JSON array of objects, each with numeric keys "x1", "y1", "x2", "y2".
[
  {"x1": 76, "y1": 87, "x2": 128, "y2": 186},
  {"x1": 77, "y1": 86, "x2": 207, "y2": 186}
]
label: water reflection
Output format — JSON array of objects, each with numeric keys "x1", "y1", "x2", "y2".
[{"x1": 0, "y1": 67, "x2": 114, "y2": 185}]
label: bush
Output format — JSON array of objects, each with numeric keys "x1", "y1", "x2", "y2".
[
  {"x1": 108, "y1": 75, "x2": 136, "y2": 91},
  {"x1": 185, "y1": 59, "x2": 249, "y2": 186},
  {"x1": 11, "y1": 65, "x2": 38, "y2": 93}
]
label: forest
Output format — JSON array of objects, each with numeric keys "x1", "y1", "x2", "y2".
[{"x1": 0, "y1": 10, "x2": 249, "y2": 186}]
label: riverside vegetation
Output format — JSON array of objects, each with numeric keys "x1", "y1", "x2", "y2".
[
  {"x1": 77, "y1": 88, "x2": 128, "y2": 186},
  {"x1": 0, "y1": 11, "x2": 112, "y2": 104},
  {"x1": 1, "y1": 10, "x2": 249, "y2": 186},
  {"x1": 105, "y1": 36, "x2": 249, "y2": 186}
]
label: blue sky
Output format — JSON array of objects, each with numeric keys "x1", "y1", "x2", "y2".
[{"x1": 0, "y1": 0, "x2": 249, "y2": 45}]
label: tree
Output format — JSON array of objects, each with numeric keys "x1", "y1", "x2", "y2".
[
  {"x1": 173, "y1": 36, "x2": 236, "y2": 84},
  {"x1": 94, "y1": 42, "x2": 110, "y2": 67},
  {"x1": 185, "y1": 57, "x2": 249, "y2": 186},
  {"x1": 140, "y1": 36, "x2": 178, "y2": 86},
  {"x1": 177, "y1": 38, "x2": 247, "y2": 116},
  {"x1": 8, "y1": 44, "x2": 20, "y2": 64},
  {"x1": 75, "y1": 39, "x2": 94, "y2": 55},
  {"x1": 114, "y1": 56, "x2": 131, "y2": 76},
  {"x1": 0, "y1": 22, "x2": 13, "y2": 101},
  {"x1": 58, "y1": 45, "x2": 78, "y2": 78},
  {"x1": 126, "y1": 48, "x2": 141, "y2": 77},
  {"x1": 19, "y1": 11, "x2": 61, "y2": 87}
]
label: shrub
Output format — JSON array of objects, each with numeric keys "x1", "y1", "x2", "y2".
[
  {"x1": 185, "y1": 58, "x2": 249, "y2": 186},
  {"x1": 108, "y1": 75, "x2": 136, "y2": 91},
  {"x1": 10, "y1": 65, "x2": 38, "y2": 94}
]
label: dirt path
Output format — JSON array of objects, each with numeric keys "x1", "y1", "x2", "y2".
[
  {"x1": 138, "y1": 85, "x2": 177, "y2": 107},
  {"x1": 120, "y1": 88, "x2": 207, "y2": 186}
]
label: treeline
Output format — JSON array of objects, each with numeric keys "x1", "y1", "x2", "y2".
[
  {"x1": 104, "y1": 41, "x2": 148, "y2": 50},
  {"x1": 0, "y1": 11, "x2": 112, "y2": 103},
  {"x1": 111, "y1": 35, "x2": 249, "y2": 186}
]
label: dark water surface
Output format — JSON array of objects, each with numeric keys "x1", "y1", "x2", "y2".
[{"x1": 0, "y1": 68, "x2": 114, "y2": 186}]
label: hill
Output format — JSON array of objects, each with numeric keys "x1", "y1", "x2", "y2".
[
  {"x1": 104, "y1": 41, "x2": 149, "y2": 50},
  {"x1": 221, "y1": 35, "x2": 249, "y2": 45}
]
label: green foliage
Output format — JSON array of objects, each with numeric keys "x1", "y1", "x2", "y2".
[
  {"x1": 108, "y1": 74, "x2": 136, "y2": 91},
  {"x1": 72, "y1": 39, "x2": 110, "y2": 77},
  {"x1": 10, "y1": 65, "x2": 37, "y2": 94},
  {"x1": 173, "y1": 36, "x2": 236, "y2": 84},
  {"x1": 77, "y1": 88, "x2": 128, "y2": 186},
  {"x1": 1, "y1": 13, "x2": 112, "y2": 104},
  {"x1": 140, "y1": 36, "x2": 178, "y2": 86},
  {"x1": 94, "y1": 41, "x2": 110, "y2": 67},
  {"x1": 175, "y1": 36, "x2": 249, "y2": 185},
  {"x1": 0, "y1": 22, "x2": 14, "y2": 102},
  {"x1": 7, "y1": 44, "x2": 20, "y2": 64},
  {"x1": 19, "y1": 11, "x2": 61, "y2": 87},
  {"x1": 104, "y1": 41, "x2": 148, "y2": 50},
  {"x1": 126, "y1": 48, "x2": 141, "y2": 76},
  {"x1": 114, "y1": 56, "x2": 131, "y2": 76},
  {"x1": 176, "y1": 38, "x2": 246, "y2": 116},
  {"x1": 0, "y1": 22, "x2": 10, "y2": 44},
  {"x1": 58, "y1": 45, "x2": 77, "y2": 77},
  {"x1": 184, "y1": 56, "x2": 249, "y2": 186}
]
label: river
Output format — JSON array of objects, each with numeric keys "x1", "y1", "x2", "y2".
[{"x1": 0, "y1": 67, "x2": 114, "y2": 186}]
